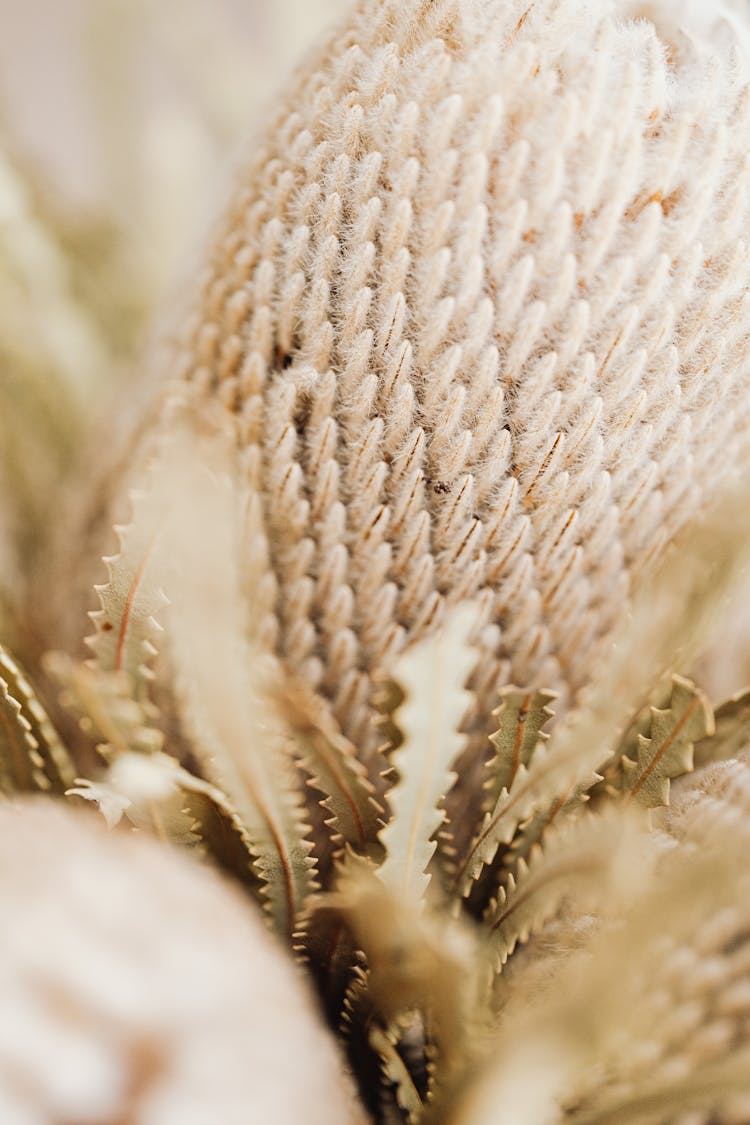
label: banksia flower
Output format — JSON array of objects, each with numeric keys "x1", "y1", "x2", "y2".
[
  {"x1": 156, "y1": 0, "x2": 750, "y2": 760},
  {"x1": 0, "y1": 798, "x2": 362, "y2": 1125},
  {"x1": 3, "y1": 0, "x2": 750, "y2": 1122}
]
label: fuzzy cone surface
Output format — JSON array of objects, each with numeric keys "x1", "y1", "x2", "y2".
[
  {"x1": 154, "y1": 0, "x2": 750, "y2": 756},
  {"x1": 0, "y1": 798, "x2": 362, "y2": 1125}
]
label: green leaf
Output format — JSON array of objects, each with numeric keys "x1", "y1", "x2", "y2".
[
  {"x1": 378, "y1": 604, "x2": 479, "y2": 902},
  {"x1": 0, "y1": 643, "x2": 74, "y2": 793}
]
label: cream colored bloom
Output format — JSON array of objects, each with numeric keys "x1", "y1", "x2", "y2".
[
  {"x1": 152, "y1": 0, "x2": 750, "y2": 762},
  {"x1": 0, "y1": 799, "x2": 362, "y2": 1124}
]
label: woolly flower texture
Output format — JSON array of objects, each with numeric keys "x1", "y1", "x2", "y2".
[
  {"x1": 153, "y1": 0, "x2": 750, "y2": 760},
  {"x1": 0, "y1": 799, "x2": 362, "y2": 1125}
]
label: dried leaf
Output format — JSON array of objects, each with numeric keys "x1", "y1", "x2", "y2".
[
  {"x1": 378, "y1": 604, "x2": 479, "y2": 902},
  {"x1": 316, "y1": 854, "x2": 478, "y2": 1090},
  {"x1": 86, "y1": 478, "x2": 168, "y2": 699},
  {"x1": 0, "y1": 643, "x2": 74, "y2": 794},
  {"x1": 483, "y1": 810, "x2": 643, "y2": 974},
  {"x1": 621, "y1": 676, "x2": 712, "y2": 808},
  {"x1": 485, "y1": 689, "x2": 557, "y2": 809},
  {"x1": 298, "y1": 895, "x2": 360, "y2": 1024},
  {"x1": 369, "y1": 1024, "x2": 424, "y2": 1125},
  {"x1": 156, "y1": 416, "x2": 318, "y2": 937},
  {"x1": 693, "y1": 686, "x2": 750, "y2": 767},
  {"x1": 477, "y1": 689, "x2": 566, "y2": 887},
  {"x1": 450, "y1": 520, "x2": 740, "y2": 900},
  {"x1": 0, "y1": 668, "x2": 50, "y2": 794},
  {"x1": 67, "y1": 750, "x2": 259, "y2": 885},
  {"x1": 450, "y1": 735, "x2": 578, "y2": 900},
  {"x1": 68, "y1": 753, "x2": 200, "y2": 842},
  {"x1": 480, "y1": 777, "x2": 750, "y2": 1125},
  {"x1": 45, "y1": 653, "x2": 163, "y2": 761},
  {"x1": 66, "y1": 777, "x2": 132, "y2": 828},
  {"x1": 279, "y1": 677, "x2": 384, "y2": 856}
]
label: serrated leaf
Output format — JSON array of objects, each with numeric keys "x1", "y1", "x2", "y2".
[
  {"x1": 298, "y1": 897, "x2": 359, "y2": 1024},
  {"x1": 451, "y1": 736, "x2": 602, "y2": 900},
  {"x1": 0, "y1": 667, "x2": 50, "y2": 794},
  {"x1": 622, "y1": 675, "x2": 712, "y2": 808},
  {"x1": 483, "y1": 810, "x2": 642, "y2": 975},
  {"x1": 339, "y1": 960, "x2": 372, "y2": 1037},
  {"x1": 66, "y1": 777, "x2": 132, "y2": 828},
  {"x1": 316, "y1": 854, "x2": 477, "y2": 1085},
  {"x1": 449, "y1": 547, "x2": 733, "y2": 900},
  {"x1": 279, "y1": 677, "x2": 384, "y2": 856},
  {"x1": 504, "y1": 781, "x2": 589, "y2": 873},
  {"x1": 485, "y1": 688, "x2": 557, "y2": 807},
  {"x1": 369, "y1": 1024, "x2": 424, "y2": 1124},
  {"x1": 482, "y1": 689, "x2": 563, "y2": 873},
  {"x1": 46, "y1": 653, "x2": 163, "y2": 761},
  {"x1": 67, "y1": 751, "x2": 259, "y2": 888},
  {"x1": 67, "y1": 753, "x2": 200, "y2": 843},
  {"x1": 155, "y1": 417, "x2": 318, "y2": 938},
  {"x1": 177, "y1": 775, "x2": 266, "y2": 893},
  {"x1": 693, "y1": 687, "x2": 750, "y2": 768},
  {"x1": 0, "y1": 644, "x2": 75, "y2": 790},
  {"x1": 378, "y1": 604, "x2": 479, "y2": 902},
  {"x1": 86, "y1": 477, "x2": 169, "y2": 699}
]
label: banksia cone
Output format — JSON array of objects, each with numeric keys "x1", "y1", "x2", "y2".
[
  {"x1": 5, "y1": 3, "x2": 750, "y2": 1123},
  {"x1": 158, "y1": 0, "x2": 750, "y2": 752},
  {"x1": 0, "y1": 799, "x2": 362, "y2": 1125}
]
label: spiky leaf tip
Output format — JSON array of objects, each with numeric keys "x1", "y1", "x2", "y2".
[
  {"x1": 485, "y1": 688, "x2": 557, "y2": 807},
  {"x1": 0, "y1": 644, "x2": 75, "y2": 791},
  {"x1": 378, "y1": 603, "x2": 480, "y2": 903},
  {"x1": 279, "y1": 677, "x2": 384, "y2": 857},
  {"x1": 623, "y1": 675, "x2": 713, "y2": 808}
]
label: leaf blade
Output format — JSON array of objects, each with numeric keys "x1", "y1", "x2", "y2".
[
  {"x1": 378, "y1": 604, "x2": 478, "y2": 902},
  {"x1": 0, "y1": 644, "x2": 75, "y2": 790}
]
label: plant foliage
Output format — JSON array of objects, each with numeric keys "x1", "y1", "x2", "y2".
[{"x1": 1, "y1": 407, "x2": 749, "y2": 1123}]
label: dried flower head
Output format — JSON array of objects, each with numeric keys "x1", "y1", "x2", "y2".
[
  {"x1": 2, "y1": 0, "x2": 750, "y2": 1123},
  {"x1": 151, "y1": 0, "x2": 750, "y2": 763},
  {"x1": 0, "y1": 797, "x2": 362, "y2": 1125}
]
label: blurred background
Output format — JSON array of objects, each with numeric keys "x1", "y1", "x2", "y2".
[
  {"x1": 0, "y1": 0, "x2": 348, "y2": 655},
  {"x1": 0, "y1": 0, "x2": 347, "y2": 315}
]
